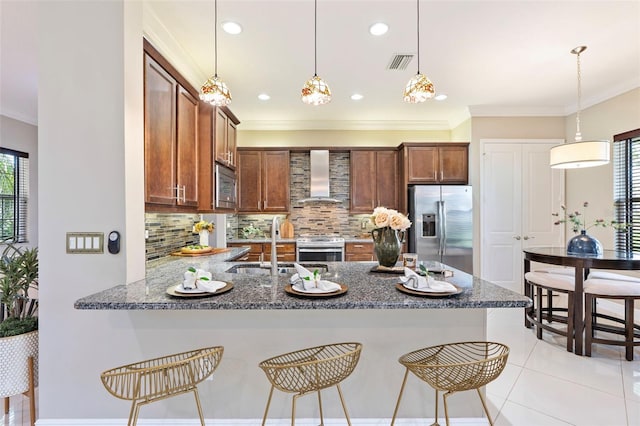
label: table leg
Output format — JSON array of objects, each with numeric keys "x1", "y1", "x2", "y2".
[
  {"x1": 574, "y1": 266, "x2": 584, "y2": 355},
  {"x1": 524, "y1": 259, "x2": 532, "y2": 328}
]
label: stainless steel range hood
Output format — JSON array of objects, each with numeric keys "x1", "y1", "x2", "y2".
[{"x1": 298, "y1": 150, "x2": 342, "y2": 204}]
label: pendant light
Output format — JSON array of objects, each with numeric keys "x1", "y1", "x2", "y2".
[
  {"x1": 200, "y1": 0, "x2": 232, "y2": 106},
  {"x1": 403, "y1": 0, "x2": 435, "y2": 103},
  {"x1": 550, "y1": 46, "x2": 609, "y2": 169},
  {"x1": 301, "y1": 0, "x2": 332, "y2": 105}
]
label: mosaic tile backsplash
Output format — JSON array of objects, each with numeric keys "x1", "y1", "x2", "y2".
[{"x1": 145, "y1": 151, "x2": 379, "y2": 260}]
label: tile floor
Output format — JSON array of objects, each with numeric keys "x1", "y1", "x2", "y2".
[{"x1": 2, "y1": 308, "x2": 639, "y2": 425}]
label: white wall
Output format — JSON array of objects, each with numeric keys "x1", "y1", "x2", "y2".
[
  {"x1": 563, "y1": 88, "x2": 640, "y2": 248},
  {"x1": 0, "y1": 115, "x2": 38, "y2": 245},
  {"x1": 38, "y1": 0, "x2": 144, "y2": 419}
]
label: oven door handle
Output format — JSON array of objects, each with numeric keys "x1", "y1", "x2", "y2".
[{"x1": 297, "y1": 248, "x2": 344, "y2": 253}]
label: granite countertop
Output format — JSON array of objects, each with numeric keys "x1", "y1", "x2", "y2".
[
  {"x1": 227, "y1": 236, "x2": 373, "y2": 244},
  {"x1": 74, "y1": 248, "x2": 531, "y2": 311}
]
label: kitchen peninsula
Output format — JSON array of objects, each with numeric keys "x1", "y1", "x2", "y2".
[{"x1": 75, "y1": 248, "x2": 530, "y2": 422}]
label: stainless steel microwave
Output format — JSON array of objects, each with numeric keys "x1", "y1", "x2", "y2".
[{"x1": 215, "y1": 164, "x2": 237, "y2": 209}]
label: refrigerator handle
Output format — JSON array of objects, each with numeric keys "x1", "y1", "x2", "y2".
[{"x1": 438, "y1": 201, "x2": 447, "y2": 256}]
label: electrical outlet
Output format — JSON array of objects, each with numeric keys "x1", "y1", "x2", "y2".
[{"x1": 145, "y1": 229, "x2": 149, "y2": 239}]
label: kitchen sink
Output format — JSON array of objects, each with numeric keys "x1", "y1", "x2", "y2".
[{"x1": 225, "y1": 263, "x2": 328, "y2": 276}]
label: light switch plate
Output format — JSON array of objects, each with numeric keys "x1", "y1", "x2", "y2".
[{"x1": 67, "y1": 232, "x2": 104, "y2": 254}]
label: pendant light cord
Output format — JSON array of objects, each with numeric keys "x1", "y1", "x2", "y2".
[
  {"x1": 214, "y1": 0, "x2": 218, "y2": 78},
  {"x1": 314, "y1": 0, "x2": 318, "y2": 77},
  {"x1": 575, "y1": 50, "x2": 582, "y2": 141},
  {"x1": 416, "y1": 0, "x2": 420, "y2": 74}
]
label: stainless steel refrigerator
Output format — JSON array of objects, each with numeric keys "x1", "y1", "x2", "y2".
[{"x1": 408, "y1": 185, "x2": 473, "y2": 274}]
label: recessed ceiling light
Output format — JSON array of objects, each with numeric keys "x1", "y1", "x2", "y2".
[
  {"x1": 351, "y1": 93, "x2": 364, "y2": 101},
  {"x1": 434, "y1": 94, "x2": 448, "y2": 101},
  {"x1": 369, "y1": 22, "x2": 388, "y2": 36},
  {"x1": 258, "y1": 93, "x2": 270, "y2": 101},
  {"x1": 222, "y1": 21, "x2": 242, "y2": 35}
]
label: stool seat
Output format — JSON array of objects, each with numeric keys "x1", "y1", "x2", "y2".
[
  {"x1": 391, "y1": 341, "x2": 509, "y2": 426},
  {"x1": 525, "y1": 271, "x2": 575, "y2": 291},
  {"x1": 100, "y1": 346, "x2": 223, "y2": 426},
  {"x1": 258, "y1": 342, "x2": 362, "y2": 426},
  {"x1": 584, "y1": 278, "x2": 640, "y2": 361},
  {"x1": 524, "y1": 272, "x2": 576, "y2": 352}
]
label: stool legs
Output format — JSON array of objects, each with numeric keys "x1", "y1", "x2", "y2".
[
  {"x1": 432, "y1": 389, "x2": 440, "y2": 426},
  {"x1": 476, "y1": 388, "x2": 494, "y2": 426},
  {"x1": 390, "y1": 368, "x2": 410, "y2": 425},
  {"x1": 335, "y1": 383, "x2": 352, "y2": 425},
  {"x1": 261, "y1": 385, "x2": 275, "y2": 426},
  {"x1": 626, "y1": 298, "x2": 635, "y2": 361}
]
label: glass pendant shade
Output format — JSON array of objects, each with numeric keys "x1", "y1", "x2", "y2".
[
  {"x1": 403, "y1": 72, "x2": 435, "y2": 103},
  {"x1": 301, "y1": 75, "x2": 332, "y2": 106},
  {"x1": 200, "y1": 75, "x2": 232, "y2": 106},
  {"x1": 549, "y1": 140, "x2": 610, "y2": 169}
]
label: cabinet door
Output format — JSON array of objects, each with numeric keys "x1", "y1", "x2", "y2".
[
  {"x1": 345, "y1": 242, "x2": 375, "y2": 261},
  {"x1": 176, "y1": 86, "x2": 198, "y2": 207},
  {"x1": 350, "y1": 151, "x2": 376, "y2": 213},
  {"x1": 237, "y1": 151, "x2": 262, "y2": 212},
  {"x1": 214, "y1": 108, "x2": 228, "y2": 165},
  {"x1": 262, "y1": 151, "x2": 290, "y2": 212},
  {"x1": 376, "y1": 150, "x2": 398, "y2": 210},
  {"x1": 144, "y1": 54, "x2": 177, "y2": 206},
  {"x1": 227, "y1": 120, "x2": 237, "y2": 167},
  {"x1": 407, "y1": 147, "x2": 438, "y2": 183},
  {"x1": 439, "y1": 146, "x2": 468, "y2": 183}
]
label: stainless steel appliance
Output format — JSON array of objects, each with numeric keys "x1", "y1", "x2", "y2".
[
  {"x1": 296, "y1": 236, "x2": 345, "y2": 262},
  {"x1": 408, "y1": 185, "x2": 473, "y2": 274},
  {"x1": 215, "y1": 164, "x2": 236, "y2": 209}
]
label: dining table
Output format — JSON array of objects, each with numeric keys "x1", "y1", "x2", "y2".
[{"x1": 523, "y1": 247, "x2": 640, "y2": 355}]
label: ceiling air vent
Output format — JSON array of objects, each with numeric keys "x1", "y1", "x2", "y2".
[{"x1": 387, "y1": 54, "x2": 414, "y2": 70}]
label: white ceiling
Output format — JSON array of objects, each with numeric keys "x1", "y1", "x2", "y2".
[{"x1": 2, "y1": 0, "x2": 639, "y2": 130}]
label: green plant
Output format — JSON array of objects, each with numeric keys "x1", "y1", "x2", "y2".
[
  {"x1": 0, "y1": 239, "x2": 38, "y2": 337},
  {"x1": 552, "y1": 201, "x2": 628, "y2": 234}
]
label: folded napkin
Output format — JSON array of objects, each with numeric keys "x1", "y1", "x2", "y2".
[
  {"x1": 182, "y1": 268, "x2": 221, "y2": 292},
  {"x1": 400, "y1": 267, "x2": 457, "y2": 293},
  {"x1": 292, "y1": 263, "x2": 341, "y2": 292}
]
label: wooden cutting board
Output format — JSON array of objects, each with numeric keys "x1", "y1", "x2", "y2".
[{"x1": 280, "y1": 217, "x2": 294, "y2": 238}]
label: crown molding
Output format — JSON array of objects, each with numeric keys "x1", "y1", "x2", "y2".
[{"x1": 239, "y1": 119, "x2": 452, "y2": 131}]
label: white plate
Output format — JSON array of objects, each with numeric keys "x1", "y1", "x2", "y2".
[
  {"x1": 403, "y1": 280, "x2": 458, "y2": 293},
  {"x1": 174, "y1": 281, "x2": 227, "y2": 294},
  {"x1": 292, "y1": 281, "x2": 341, "y2": 294}
]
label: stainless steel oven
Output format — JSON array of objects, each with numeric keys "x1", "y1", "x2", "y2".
[
  {"x1": 296, "y1": 237, "x2": 345, "y2": 262},
  {"x1": 215, "y1": 164, "x2": 236, "y2": 209}
]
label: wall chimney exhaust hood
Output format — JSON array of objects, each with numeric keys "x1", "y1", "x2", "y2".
[{"x1": 298, "y1": 150, "x2": 342, "y2": 204}]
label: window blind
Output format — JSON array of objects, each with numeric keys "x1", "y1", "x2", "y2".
[
  {"x1": 613, "y1": 129, "x2": 640, "y2": 252},
  {"x1": 0, "y1": 148, "x2": 29, "y2": 243}
]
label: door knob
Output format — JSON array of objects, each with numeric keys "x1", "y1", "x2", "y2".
[
  {"x1": 513, "y1": 236, "x2": 521, "y2": 240},
  {"x1": 523, "y1": 236, "x2": 535, "y2": 240}
]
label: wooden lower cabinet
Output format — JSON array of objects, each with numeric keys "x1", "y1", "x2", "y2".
[
  {"x1": 263, "y1": 243, "x2": 296, "y2": 262},
  {"x1": 228, "y1": 242, "x2": 296, "y2": 262},
  {"x1": 227, "y1": 243, "x2": 263, "y2": 262},
  {"x1": 345, "y1": 242, "x2": 376, "y2": 261}
]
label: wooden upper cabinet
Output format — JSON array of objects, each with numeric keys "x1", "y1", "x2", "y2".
[
  {"x1": 238, "y1": 150, "x2": 290, "y2": 213},
  {"x1": 438, "y1": 145, "x2": 468, "y2": 183},
  {"x1": 214, "y1": 108, "x2": 238, "y2": 169},
  {"x1": 405, "y1": 144, "x2": 468, "y2": 184},
  {"x1": 350, "y1": 150, "x2": 398, "y2": 213},
  {"x1": 198, "y1": 103, "x2": 240, "y2": 212},
  {"x1": 262, "y1": 151, "x2": 290, "y2": 212},
  {"x1": 176, "y1": 86, "x2": 198, "y2": 207},
  {"x1": 237, "y1": 150, "x2": 261, "y2": 211},
  {"x1": 144, "y1": 53, "x2": 177, "y2": 206}
]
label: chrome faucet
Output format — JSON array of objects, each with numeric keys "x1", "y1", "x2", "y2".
[{"x1": 271, "y1": 216, "x2": 280, "y2": 276}]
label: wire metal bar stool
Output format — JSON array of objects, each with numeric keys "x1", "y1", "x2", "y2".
[
  {"x1": 258, "y1": 342, "x2": 362, "y2": 426},
  {"x1": 391, "y1": 341, "x2": 509, "y2": 426},
  {"x1": 100, "y1": 346, "x2": 224, "y2": 426}
]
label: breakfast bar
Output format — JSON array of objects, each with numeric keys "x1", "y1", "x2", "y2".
[{"x1": 74, "y1": 248, "x2": 531, "y2": 422}]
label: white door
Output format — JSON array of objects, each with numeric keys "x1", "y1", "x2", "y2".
[{"x1": 481, "y1": 140, "x2": 565, "y2": 293}]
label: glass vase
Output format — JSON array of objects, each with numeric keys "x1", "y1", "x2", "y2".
[
  {"x1": 566, "y1": 230, "x2": 602, "y2": 256},
  {"x1": 371, "y1": 227, "x2": 405, "y2": 267}
]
